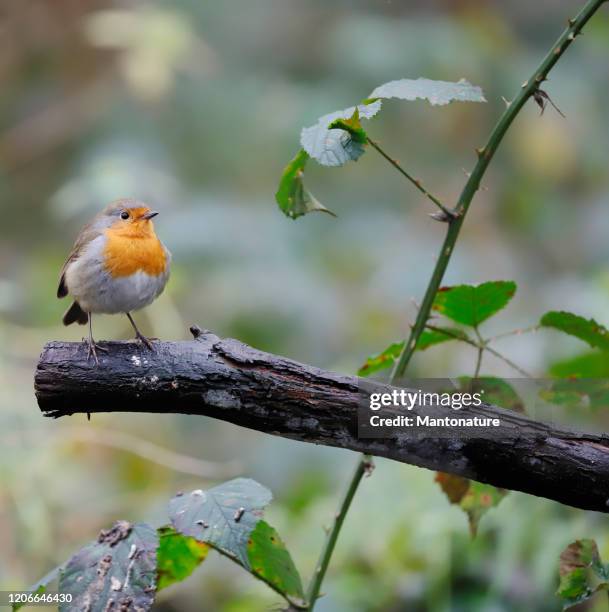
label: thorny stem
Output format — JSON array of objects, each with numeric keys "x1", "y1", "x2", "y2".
[
  {"x1": 305, "y1": 2, "x2": 605, "y2": 608},
  {"x1": 306, "y1": 455, "x2": 373, "y2": 609},
  {"x1": 390, "y1": 0, "x2": 606, "y2": 382},
  {"x1": 367, "y1": 137, "x2": 455, "y2": 218}
]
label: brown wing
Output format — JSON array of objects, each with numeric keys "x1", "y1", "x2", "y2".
[{"x1": 57, "y1": 222, "x2": 102, "y2": 298}]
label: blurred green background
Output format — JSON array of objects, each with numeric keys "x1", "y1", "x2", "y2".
[{"x1": 2, "y1": 1, "x2": 609, "y2": 610}]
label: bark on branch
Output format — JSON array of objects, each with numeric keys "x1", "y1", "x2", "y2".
[{"x1": 35, "y1": 327, "x2": 609, "y2": 513}]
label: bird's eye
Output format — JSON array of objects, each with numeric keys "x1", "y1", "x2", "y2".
[{"x1": 120, "y1": 211, "x2": 129, "y2": 220}]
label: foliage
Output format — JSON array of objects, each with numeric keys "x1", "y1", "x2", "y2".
[
  {"x1": 276, "y1": 77, "x2": 486, "y2": 219},
  {"x1": 541, "y1": 311, "x2": 609, "y2": 351},
  {"x1": 557, "y1": 539, "x2": 609, "y2": 609},
  {"x1": 18, "y1": 480, "x2": 306, "y2": 611},
  {"x1": 432, "y1": 281, "x2": 516, "y2": 328},
  {"x1": 435, "y1": 473, "x2": 507, "y2": 537}
]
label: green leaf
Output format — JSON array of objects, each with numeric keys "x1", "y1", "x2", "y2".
[
  {"x1": 540, "y1": 311, "x2": 609, "y2": 351},
  {"x1": 328, "y1": 108, "x2": 368, "y2": 144},
  {"x1": 59, "y1": 521, "x2": 158, "y2": 612},
  {"x1": 275, "y1": 149, "x2": 336, "y2": 219},
  {"x1": 549, "y1": 352, "x2": 609, "y2": 378},
  {"x1": 357, "y1": 327, "x2": 470, "y2": 377},
  {"x1": 368, "y1": 77, "x2": 486, "y2": 106},
  {"x1": 358, "y1": 342, "x2": 403, "y2": 377},
  {"x1": 457, "y1": 376, "x2": 525, "y2": 412},
  {"x1": 169, "y1": 478, "x2": 272, "y2": 569},
  {"x1": 247, "y1": 520, "x2": 306, "y2": 608},
  {"x1": 540, "y1": 378, "x2": 609, "y2": 412},
  {"x1": 156, "y1": 527, "x2": 209, "y2": 592},
  {"x1": 417, "y1": 327, "x2": 471, "y2": 350},
  {"x1": 435, "y1": 473, "x2": 507, "y2": 537},
  {"x1": 12, "y1": 565, "x2": 65, "y2": 611},
  {"x1": 557, "y1": 539, "x2": 609, "y2": 609},
  {"x1": 432, "y1": 281, "x2": 517, "y2": 327},
  {"x1": 300, "y1": 100, "x2": 381, "y2": 167}
]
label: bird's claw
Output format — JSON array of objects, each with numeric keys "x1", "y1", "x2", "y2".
[{"x1": 136, "y1": 333, "x2": 154, "y2": 351}]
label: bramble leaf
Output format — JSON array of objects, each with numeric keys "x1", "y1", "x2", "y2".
[
  {"x1": 435, "y1": 474, "x2": 507, "y2": 537},
  {"x1": 357, "y1": 327, "x2": 469, "y2": 377},
  {"x1": 557, "y1": 539, "x2": 609, "y2": 609},
  {"x1": 540, "y1": 311, "x2": 609, "y2": 351},
  {"x1": 549, "y1": 352, "x2": 609, "y2": 378},
  {"x1": 276, "y1": 149, "x2": 336, "y2": 219},
  {"x1": 59, "y1": 521, "x2": 158, "y2": 612},
  {"x1": 300, "y1": 100, "x2": 381, "y2": 167},
  {"x1": 368, "y1": 77, "x2": 486, "y2": 106},
  {"x1": 432, "y1": 281, "x2": 517, "y2": 327},
  {"x1": 457, "y1": 376, "x2": 525, "y2": 413},
  {"x1": 247, "y1": 520, "x2": 306, "y2": 608},
  {"x1": 156, "y1": 527, "x2": 209, "y2": 592},
  {"x1": 329, "y1": 108, "x2": 368, "y2": 144},
  {"x1": 169, "y1": 478, "x2": 272, "y2": 569}
]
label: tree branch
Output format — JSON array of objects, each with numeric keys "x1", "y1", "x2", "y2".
[{"x1": 35, "y1": 330, "x2": 609, "y2": 513}]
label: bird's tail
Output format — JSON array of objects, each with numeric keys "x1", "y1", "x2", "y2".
[{"x1": 63, "y1": 301, "x2": 88, "y2": 326}]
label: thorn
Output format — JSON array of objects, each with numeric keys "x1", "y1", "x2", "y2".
[
  {"x1": 568, "y1": 18, "x2": 576, "y2": 26},
  {"x1": 501, "y1": 96, "x2": 512, "y2": 108},
  {"x1": 363, "y1": 458, "x2": 375, "y2": 477},
  {"x1": 475, "y1": 147, "x2": 485, "y2": 158},
  {"x1": 429, "y1": 209, "x2": 456, "y2": 223},
  {"x1": 462, "y1": 168, "x2": 472, "y2": 178},
  {"x1": 521, "y1": 80, "x2": 528, "y2": 89},
  {"x1": 553, "y1": 46, "x2": 562, "y2": 55},
  {"x1": 567, "y1": 32, "x2": 575, "y2": 41}
]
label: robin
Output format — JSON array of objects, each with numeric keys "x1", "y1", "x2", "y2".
[{"x1": 57, "y1": 198, "x2": 171, "y2": 363}]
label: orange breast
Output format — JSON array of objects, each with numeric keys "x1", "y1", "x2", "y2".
[{"x1": 103, "y1": 229, "x2": 167, "y2": 278}]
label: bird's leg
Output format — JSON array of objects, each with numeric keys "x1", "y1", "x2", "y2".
[
  {"x1": 126, "y1": 312, "x2": 154, "y2": 350},
  {"x1": 84, "y1": 313, "x2": 108, "y2": 366}
]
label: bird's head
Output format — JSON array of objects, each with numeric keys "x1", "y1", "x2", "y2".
[{"x1": 100, "y1": 199, "x2": 160, "y2": 238}]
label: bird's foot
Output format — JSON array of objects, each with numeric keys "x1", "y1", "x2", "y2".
[
  {"x1": 135, "y1": 332, "x2": 154, "y2": 351},
  {"x1": 83, "y1": 338, "x2": 108, "y2": 365}
]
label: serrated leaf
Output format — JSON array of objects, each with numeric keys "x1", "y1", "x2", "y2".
[
  {"x1": 12, "y1": 565, "x2": 65, "y2": 611},
  {"x1": 276, "y1": 149, "x2": 336, "y2": 219},
  {"x1": 540, "y1": 311, "x2": 609, "y2": 351},
  {"x1": 368, "y1": 77, "x2": 486, "y2": 106},
  {"x1": 358, "y1": 342, "x2": 403, "y2": 377},
  {"x1": 557, "y1": 539, "x2": 609, "y2": 609},
  {"x1": 247, "y1": 520, "x2": 306, "y2": 608},
  {"x1": 457, "y1": 376, "x2": 525, "y2": 413},
  {"x1": 156, "y1": 527, "x2": 209, "y2": 592},
  {"x1": 540, "y1": 378, "x2": 609, "y2": 412},
  {"x1": 432, "y1": 281, "x2": 517, "y2": 327},
  {"x1": 169, "y1": 478, "x2": 272, "y2": 569},
  {"x1": 549, "y1": 352, "x2": 609, "y2": 378},
  {"x1": 59, "y1": 521, "x2": 158, "y2": 612},
  {"x1": 300, "y1": 100, "x2": 381, "y2": 167},
  {"x1": 435, "y1": 473, "x2": 507, "y2": 537},
  {"x1": 357, "y1": 327, "x2": 470, "y2": 377}
]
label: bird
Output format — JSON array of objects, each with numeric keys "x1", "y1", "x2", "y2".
[{"x1": 57, "y1": 198, "x2": 171, "y2": 364}]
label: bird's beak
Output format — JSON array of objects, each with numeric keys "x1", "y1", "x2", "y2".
[{"x1": 142, "y1": 211, "x2": 159, "y2": 220}]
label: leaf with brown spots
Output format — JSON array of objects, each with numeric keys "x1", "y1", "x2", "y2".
[
  {"x1": 435, "y1": 473, "x2": 507, "y2": 536},
  {"x1": 557, "y1": 539, "x2": 609, "y2": 609},
  {"x1": 246, "y1": 520, "x2": 306, "y2": 608}
]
